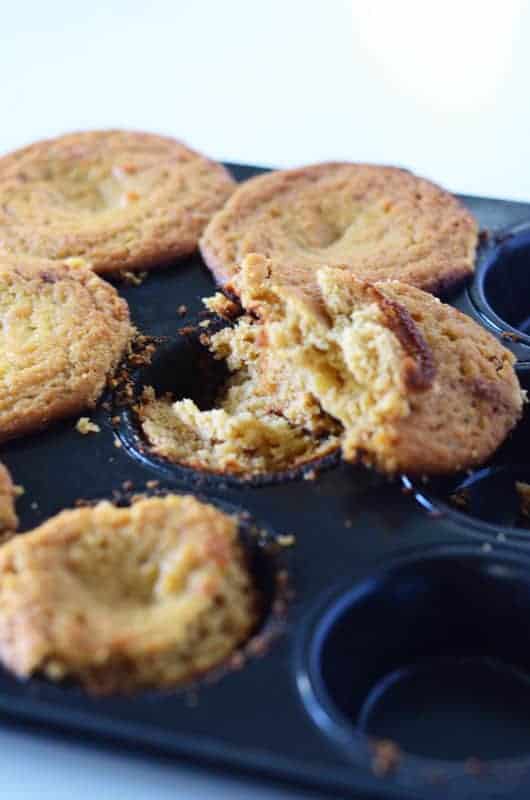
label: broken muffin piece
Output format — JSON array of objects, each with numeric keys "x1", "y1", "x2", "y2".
[
  {"x1": 0, "y1": 494, "x2": 258, "y2": 693},
  {"x1": 237, "y1": 255, "x2": 523, "y2": 475},
  {"x1": 141, "y1": 254, "x2": 522, "y2": 478}
]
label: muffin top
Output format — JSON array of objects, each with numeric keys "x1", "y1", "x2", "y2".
[
  {"x1": 0, "y1": 256, "x2": 131, "y2": 442},
  {"x1": 0, "y1": 130, "x2": 235, "y2": 273},
  {"x1": 0, "y1": 494, "x2": 257, "y2": 692},
  {"x1": 200, "y1": 162, "x2": 478, "y2": 296}
]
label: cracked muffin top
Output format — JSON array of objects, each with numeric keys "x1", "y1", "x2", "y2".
[
  {"x1": 200, "y1": 162, "x2": 478, "y2": 296},
  {"x1": 0, "y1": 130, "x2": 235, "y2": 273}
]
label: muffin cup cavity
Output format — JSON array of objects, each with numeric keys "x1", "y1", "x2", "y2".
[
  {"x1": 114, "y1": 325, "x2": 341, "y2": 489},
  {"x1": 404, "y1": 401, "x2": 530, "y2": 542},
  {"x1": 297, "y1": 545, "x2": 530, "y2": 791},
  {"x1": 468, "y1": 222, "x2": 530, "y2": 362}
]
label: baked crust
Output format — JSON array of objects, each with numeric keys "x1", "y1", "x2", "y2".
[
  {"x1": 0, "y1": 257, "x2": 132, "y2": 442},
  {"x1": 0, "y1": 495, "x2": 257, "y2": 693},
  {"x1": 200, "y1": 162, "x2": 478, "y2": 295},
  {"x1": 0, "y1": 130, "x2": 235, "y2": 273}
]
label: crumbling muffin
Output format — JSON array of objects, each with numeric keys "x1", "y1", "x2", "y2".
[
  {"x1": 139, "y1": 313, "x2": 340, "y2": 476},
  {"x1": 141, "y1": 248, "x2": 521, "y2": 478},
  {"x1": 0, "y1": 494, "x2": 258, "y2": 693},
  {"x1": 238, "y1": 255, "x2": 523, "y2": 475},
  {"x1": 200, "y1": 162, "x2": 478, "y2": 296},
  {"x1": 0, "y1": 257, "x2": 132, "y2": 442},
  {"x1": 0, "y1": 130, "x2": 235, "y2": 273}
]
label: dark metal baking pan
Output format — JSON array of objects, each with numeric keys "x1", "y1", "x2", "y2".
[{"x1": 1, "y1": 163, "x2": 530, "y2": 799}]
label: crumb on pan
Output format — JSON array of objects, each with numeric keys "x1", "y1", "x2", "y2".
[
  {"x1": 76, "y1": 417, "x2": 101, "y2": 435},
  {"x1": 449, "y1": 488, "x2": 470, "y2": 510},
  {"x1": 371, "y1": 739, "x2": 402, "y2": 778},
  {"x1": 276, "y1": 534, "x2": 295, "y2": 547},
  {"x1": 117, "y1": 270, "x2": 148, "y2": 286},
  {"x1": 516, "y1": 481, "x2": 530, "y2": 519},
  {"x1": 465, "y1": 757, "x2": 489, "y2": 777},
  {"x1": 203, "y1": 292, "x2": 240, "y2": 319}
]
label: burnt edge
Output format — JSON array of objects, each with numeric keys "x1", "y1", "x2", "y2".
[{"x1": 367, "y1": 283, "x2": 436, "y2": 391}]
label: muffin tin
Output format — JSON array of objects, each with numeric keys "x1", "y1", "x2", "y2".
[{"x1": 2, "y1": 163, "x2": 530, "y2": 799}]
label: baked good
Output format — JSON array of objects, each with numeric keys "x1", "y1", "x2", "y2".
[
  {"x1": 238, "y1": 255, "x2": 523, "y2": 474},
  {"x1": 0, "y1": 463, "x2": 18, "y2": 536},
  {"x1": 0, "y1": 130, "x2": 235, "y2": 273},
  {"x1": 139, "y1": 312, "x2": 339, "y2": 476},
  {"x1": 141, "y1": 252, "x2": 521, "y2": 476},
  {"x1": 0, "y1": 494, "x2": 257, "y2": 693},
  {"x1": 0, "y1": 257, "x2": 131, "y2": 442},
  {"x1": 200, "y1": 162, "x2": 478, "y2": 296}
]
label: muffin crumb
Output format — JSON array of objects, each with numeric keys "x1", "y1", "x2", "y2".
[
  {"x1": 371, "y1": 739, "x2": 402, "y2": 778},
  {"x1": 76, "y1": 417, "x2": 101, "y2": 435},
  {"x1": 516, "y1": 481, "x2": 530, "y2": 518}
]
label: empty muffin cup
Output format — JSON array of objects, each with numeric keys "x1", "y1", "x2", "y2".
[
  {"x1": 297, "y1": 544, "x2": 530, "y2": 792},
  {"x1": 403, "y1": 394, "x2": 530, "y2": 541},
  {"x1": 469, "y1": 221, "x2": 530, "y2": 363}
]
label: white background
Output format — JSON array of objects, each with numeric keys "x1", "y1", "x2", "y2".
[
  {"x1": 1, "y1": 1, "x2": 529, "y2": 798},
  {"x1": 2, "y1": 0, "x2": 530, "y2": 201}
]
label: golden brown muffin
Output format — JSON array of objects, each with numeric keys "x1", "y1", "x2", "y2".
[
  {"x1": 0, "y1": 131, "x2": 235, "y2": 273},
  {"x1": 238, "y1": 255, "x2": 523, "y2": 475},
  {"x1": 0, "y1": 257, "x2": 131, "y2": 442},
  {"x1": 200, "y1": 162, "x2": 478, "y2": 296},
  {"x1": 0, "y1": 463, "x2": 18, "y2": 537},
  {"x1": 0, "y1": 494, "x2": 258, "y2": 693}
]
